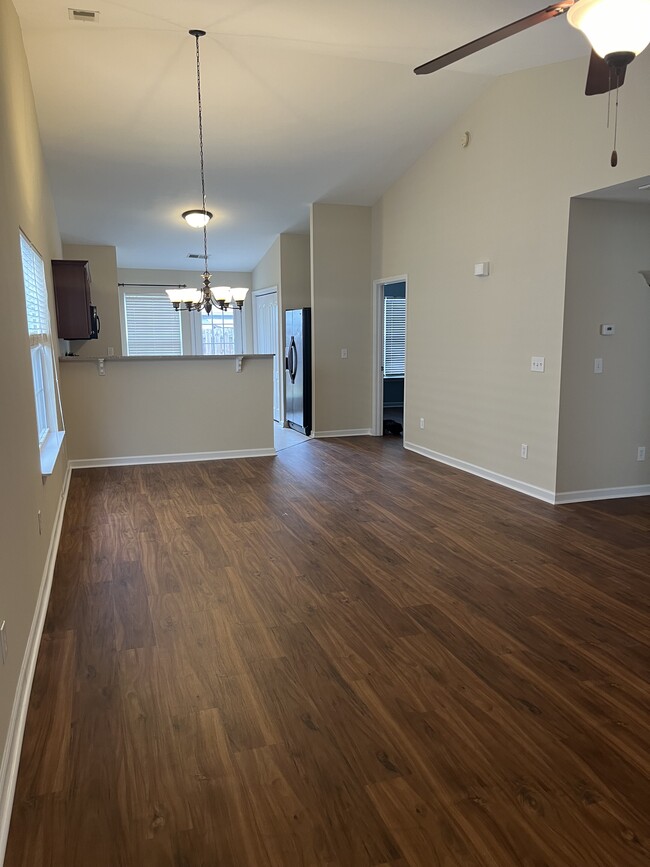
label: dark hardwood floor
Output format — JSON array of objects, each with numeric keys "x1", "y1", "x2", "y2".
[{"x1": 5, "y1": 436, "x2": 650, "y2": 866}]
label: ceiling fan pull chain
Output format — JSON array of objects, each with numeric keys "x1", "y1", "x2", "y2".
[
  {"x1": 611, "y1": 71, "x2": 620, "y2": 168},
  {"x1": 606, "y1": 66, "x2": 612, "y2": 129}
]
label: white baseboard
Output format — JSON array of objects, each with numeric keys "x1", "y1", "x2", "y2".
[
  {"x1": 554, "y1": 485, "x2": 650, "y2": 504},
  {"x1": 68, "y1": 447, "x2": 276, "y2": 469},
  {"x1": 403, "y1": 441, "x2": 556, "y2": 504},
  {"x1": 0, "y1": 465, "x2": 72, "y2": 863},
  {"x1": 312, "y1": 429, "x2": 373, "y2": 439},
  {"x1": 404, "y1": 442, "x2": 650, "y2": 505}
]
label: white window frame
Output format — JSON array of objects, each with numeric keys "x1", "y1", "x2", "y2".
[
  {"x1": 190, "y1": 306, "x2": 244, "y2": 356},
  {"x1": 20, "y1": 232, "x2": 65, "y2": 474},
  {"x1": 119, "y1": 289, "x2": 184, "y2": 356}
]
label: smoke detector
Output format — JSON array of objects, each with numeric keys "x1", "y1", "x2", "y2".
[{"x1": 68, "y1": 8, "x2": 99, "y2": 23}]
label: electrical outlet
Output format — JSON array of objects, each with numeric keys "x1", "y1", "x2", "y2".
[
  {"x1": 419, "y1": 417, "x2": 425, "y2": 430},
  {"x1": 0, "y1": 621, "x2": 7, "y2": 664},
  {"x1": 530, "y1": 357, "x2": 545, "y2": 373},
  {"x1": 638, "y1": 446, "x2": 646, "y2": 461},
  {"x1": 107, "y1": 346, "x2": 115, "y2": 356},
  {"x1": 340, "y1": 348, "x2": 348, "y2": 359},
  {"x1": 520, "y1": 443, "x2": 528, "y2": 459}
]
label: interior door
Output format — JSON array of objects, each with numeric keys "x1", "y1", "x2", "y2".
[{"x1": 253, "y1": 288, "x2": 281, "y2": 422}]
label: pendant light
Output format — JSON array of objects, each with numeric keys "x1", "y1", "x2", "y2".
[
  {"x1": 167, "y1": 30, "x2": 248, "y2": 314},
  {"x1": 182, "y1": 209, "x2": 213, "y2": 228}
]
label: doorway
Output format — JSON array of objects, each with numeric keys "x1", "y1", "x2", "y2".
[
  {"x1": 372, "y1": 276, "x2": 407, "y2": 437},
  {"x1": 252, "y1": 287, "x2": 281, "y2": 422}
]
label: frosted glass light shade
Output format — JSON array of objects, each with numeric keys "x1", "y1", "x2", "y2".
[
  {"x1": 231, "y1": 287, "x2": 249, "y2": 303},
  {"x1": 167, "y1": 287, "x2": 201, "y2": 305},
  {"x1": 212, "y1": 286, "x2": 231, "y2": 304},
  {"x1": 185, "y1": 288, "x2": 202, "y2": 304},
  {"x1": 182, "y1": 209, "x2": 213, "y2": 228},
  {"x1": 567, "y1": 0, "x2": 650, "y2": 58},
  {"x1": 166, "y1": 288, "x2": 188, "y2": 304}
]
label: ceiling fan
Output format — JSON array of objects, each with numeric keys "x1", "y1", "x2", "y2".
[{"x1": 414, "y1": 0, "x2": 650, "y2": 96}]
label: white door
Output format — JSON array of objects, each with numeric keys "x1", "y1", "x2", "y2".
[{"x1": 253, "y1": 288, "x2": 281, "y2": 422}]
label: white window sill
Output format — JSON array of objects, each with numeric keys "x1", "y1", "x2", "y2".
[{"x1": 40, "y1": 430, "x2": 65, "y2": 476}]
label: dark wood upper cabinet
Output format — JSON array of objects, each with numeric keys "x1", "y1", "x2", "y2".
[{"x1": 52, "y1": 259, "x2": 93, "y2": 339}]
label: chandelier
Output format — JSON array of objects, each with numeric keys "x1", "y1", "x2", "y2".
[{"x1": 167, "y1": 30, "x2": 248, "y2": 315}]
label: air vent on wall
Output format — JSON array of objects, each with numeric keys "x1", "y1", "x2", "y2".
[{"x1": 68, "y1": 8, "x2": 98, "y2": 23}]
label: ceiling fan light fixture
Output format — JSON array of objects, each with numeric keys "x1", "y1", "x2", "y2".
[
  {"x1": 567, "y1": 0, "x2": 650, "y2": 60},
  {"x1": 182, "y1": 209, "x2": 213, "y2": 228}
]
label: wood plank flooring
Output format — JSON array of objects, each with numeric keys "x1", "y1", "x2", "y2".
[{"x1": 5, "y1": 436, "x2": 650, "y2": 866}]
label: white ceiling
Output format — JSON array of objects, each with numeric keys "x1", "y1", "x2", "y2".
[{"x1": 15, "y1": 0, "x2": 592, "y2": 271}]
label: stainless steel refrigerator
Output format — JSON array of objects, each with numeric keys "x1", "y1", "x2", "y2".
[{"x1": 285, "y1": 307, "x2": 312, "y2": 435}]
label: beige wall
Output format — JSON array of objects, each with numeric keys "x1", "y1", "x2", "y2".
[
  {"x1": 280, "y1": 233, "x2": 310, "y2": 312},
  {"x1": 373, "y1": 51, "x2": 650, "y2": 494},
  {"x1": 311, "y1": 203, "x2": 372, "y2": 434},
  {"x1": 0, "y1": 0, "x2": 66, "y2": 827},
  {"x1": 63, "y1": 243, "x2": 119, "y2": 358},
  {"x1": 252, "y1": 237, "x2": 280, "y2": 294},
  {"x1": 118, "y1": 266, "x2": 253, "y2": 354},
  {"x1": 557, "y1": 198, "x2": 650, "y2": 494},
  {"x1": 60, "y1": 357, "x2": 274, "y2": 461}
]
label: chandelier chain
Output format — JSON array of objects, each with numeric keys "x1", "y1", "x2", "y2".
[
  {"x1": 165, "y1": 30, "x2": 247, "y2": 315},
  {"x1": 194, "y1": 32, "x2": 209, "y2": 279}
]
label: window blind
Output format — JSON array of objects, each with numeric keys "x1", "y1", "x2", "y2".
[
  {"x1": 384, "y1": 297, "x2": 406, "y2": 377},
  {"x1": 123, "y1": 293, "x2": 183, "y2": 356},
  {"x1": 20, "y1": 234, "x2": 50, "y2": 345}
]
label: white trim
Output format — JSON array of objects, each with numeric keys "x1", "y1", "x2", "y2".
[
  {"x1": 40, "y1": 430, "x2": 65, "y2": 477},
  {"x1": 0, "y1": 465, "x2": 72, "y2": 864},
  {"x1": 251, "y1": 286, "x2": 282, "y2": 424},
  {"x1": 68, "y1": 447, "x2": 276, "y2": 469},
  {"x1": 554, "y1": 485, "x2": 650, "y2": 504},
  {"x1": 404, "y1": 441, "x2": 556, "y2": 504},
  {"x1": 312, "y1": 429, "x2": 373, "y2": 439},
  {"x1": 405, "y1": 442, "x2": 650, "y2": 505}
]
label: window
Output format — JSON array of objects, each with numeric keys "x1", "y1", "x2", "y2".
[
  {"x1": 192, "y1": 307, "x2": 243, "y2": 355},
  {"x1": 384, "y1": 296, "x2": 406, "y2": 377},
  {"x1": 20, "y1": 233, "x2": 64, "y2": 473},
  {"x1": 122, "y1": 293, "x2": 183, "y2": 355}
]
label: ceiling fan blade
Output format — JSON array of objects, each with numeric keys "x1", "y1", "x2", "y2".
[
  {"x1": 585, "y1": 49, "x2": 627, "y2": 95},
  {"x1": 414, "y1": 3, "x2": 573, "y2": 75}
]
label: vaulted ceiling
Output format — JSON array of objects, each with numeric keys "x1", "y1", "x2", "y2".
[{"x1": 15, "y1": 1, "x2": 590, "y2": 270}]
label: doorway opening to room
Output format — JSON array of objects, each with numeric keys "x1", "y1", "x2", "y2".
[
  {"x1": 252, "y1": 287, "x2": 282, "y2": 423},
  {"x1": 373, "y1": 277, "x2": 407, "y2": 439}
]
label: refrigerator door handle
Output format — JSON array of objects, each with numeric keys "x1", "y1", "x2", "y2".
[{"x1": 288, "y1": 337, "x2": 298, "y2": 383}]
